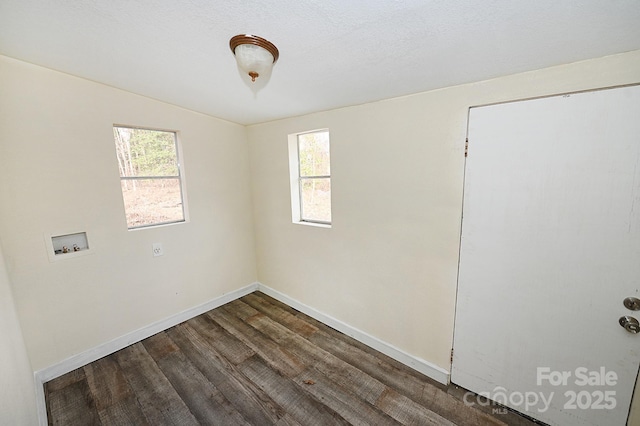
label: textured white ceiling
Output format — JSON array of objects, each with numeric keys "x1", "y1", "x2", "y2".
[{"x1": 1, "y1": 1, "x2": 639, "y2": 125}]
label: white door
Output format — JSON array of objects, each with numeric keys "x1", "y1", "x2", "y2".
[{"x1": 452, "y1": 85, "x2": 640, "y2": 426}]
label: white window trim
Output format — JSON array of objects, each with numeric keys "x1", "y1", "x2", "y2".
[
  {"x1": 113, "y1": 125, "x2": 189, "y2": 230},
  {"x1": 287, "y1": 129, "x2": 331, "y2": 228}
]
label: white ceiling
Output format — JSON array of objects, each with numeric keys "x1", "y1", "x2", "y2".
[{"x1": 1, "y1": 1, "x2": 639, "y2": 125}]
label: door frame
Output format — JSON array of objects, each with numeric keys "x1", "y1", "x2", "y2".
[{"x1": 451, "y1": 83, "x2": 640, "y2": 425}]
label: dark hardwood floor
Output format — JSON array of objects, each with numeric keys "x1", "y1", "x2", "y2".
[{"x1": 45, "y1": 291, "x2": 540, "y2": 425}]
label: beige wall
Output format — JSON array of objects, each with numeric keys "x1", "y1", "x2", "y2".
[
  {"x1": 0, "y1": 243, "x2": 38, "y2": 425},
  {"x1": 2, "y1": 49, "x2": 640, "y2": 421},
  {"x1": 247, "y1": 50, "x2": 640, "y2": 371},
  {"x1": 0, "y1": 55, "x2": 257, "y2": 371}
]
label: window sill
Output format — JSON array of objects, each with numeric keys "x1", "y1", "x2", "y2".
[
  {"x1": 127, "y1": 220, "x2": 186, "y2": 231},
  {"x1": 293, "y1": 221, "x2": 331, "y2": 229}
]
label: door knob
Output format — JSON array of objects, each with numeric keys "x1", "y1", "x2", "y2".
[
  {"x1": 623, "y1": 297, "x2": 640, "y2": 311},
  {"x1": 619, "y1": 316, "x2": 640, "y2": 333}
]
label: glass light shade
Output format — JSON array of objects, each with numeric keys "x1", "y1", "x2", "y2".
[
  {"x1": 230, "y1": 34, "x2": 279, "y2": 82},
  {"x1": 234, "y1": 43, "x2": 274, "y2": 80}
]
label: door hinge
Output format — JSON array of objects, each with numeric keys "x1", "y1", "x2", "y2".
[
  {"x1": 450, "y1": 348, "x2": 454, "y2": 363},
  {"x1": 464, "y1": 138, "x2": 469, "y2": 157}
]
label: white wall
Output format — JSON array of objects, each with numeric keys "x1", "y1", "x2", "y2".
[
  {"x1": 0, "y1": 243, "x2": 38, "y2": 425},
  {"x1": 0, "y1": 55, "x2": 257, "y2": 372},
  {"x1": 247, "y1": 50, "x2": 640, "y2": 371}
]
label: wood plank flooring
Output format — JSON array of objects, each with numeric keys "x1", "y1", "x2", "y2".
[{"x1": 45, "y1": 291, "x2": 540, "y2": 425}]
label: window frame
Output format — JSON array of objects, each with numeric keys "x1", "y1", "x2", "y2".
[
  {"x1": 288, "y1": 129, "x2": 332, "y2": 227},
  {"x1": 113, "y1": 125, "x2": 188, "y2": 230}
]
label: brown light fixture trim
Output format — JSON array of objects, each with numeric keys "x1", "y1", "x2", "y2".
[
  {"x1": 229, "y1": 34, "x2": 280, "y2": 82},
  {"x1": 229, "y1": 34, "x2": 280, "y2": 63}
]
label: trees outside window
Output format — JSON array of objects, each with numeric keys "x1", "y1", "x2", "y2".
[
  {"x1": 289, "y1": 130, "x2": 331, "y2": 225},
  {"x1": 113, "y1": 126, "x2": 186, "y2": 229}
]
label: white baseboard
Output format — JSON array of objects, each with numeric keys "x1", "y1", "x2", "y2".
[
  {"x1": 256, "y1": 283, "x2": 450, "y2": 386},
  {"x1": 34, "y1": 282, "x2": 258, "y2": 426},
  {"x1": 35, "y1": 281, "x2": 450, "y2": 425}
]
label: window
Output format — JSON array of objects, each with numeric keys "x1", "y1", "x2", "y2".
[
  {"x1": 113, "y1": 126, "x2": 186, "y2": 229},
  {"x1": 288, "y1": 130, "x2": 331, "y2": 225}
]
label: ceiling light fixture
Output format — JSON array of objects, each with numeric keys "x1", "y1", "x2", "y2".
[{"x1": 229, "y1": 34, "x2": 279, "y2": 82}]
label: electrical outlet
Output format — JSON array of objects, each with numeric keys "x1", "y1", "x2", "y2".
[{"x1": 152, "y1": 243, "x2": 163, "y2": 257}]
